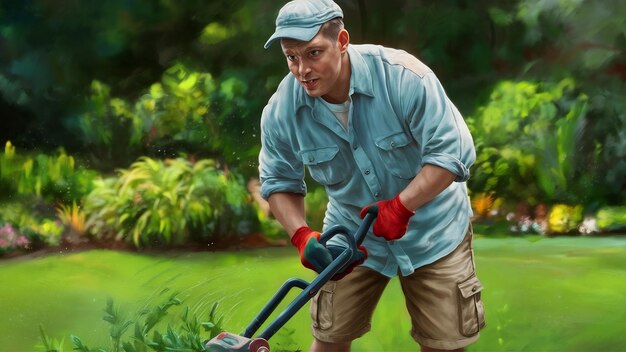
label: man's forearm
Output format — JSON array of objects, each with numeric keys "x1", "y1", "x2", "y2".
[
  {"x1": 398, "y1": 164, "x2": 456, "y2": 211},
  {"x1": 267, "y1": 192, "x2": 308, "y2": 237}
]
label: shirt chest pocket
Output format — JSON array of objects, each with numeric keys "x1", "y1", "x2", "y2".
[
  {"x1": 375, "y1": 131, "x2": 419, "y2": 179},
  {"x1": 301, "y1": 146, "x2": 349, "y2": 186}
]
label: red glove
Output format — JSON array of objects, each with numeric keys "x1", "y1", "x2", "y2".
[
  {"x1": 360, "y1": 194, "x2": 414, "y2": 240},
  {"x1": 291, "y1": 226, "x2": 333, "y2": 273}
]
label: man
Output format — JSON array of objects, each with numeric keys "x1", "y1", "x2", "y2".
[{"x1": 258, "y1": 0, "x2": 485, "y2": 351}]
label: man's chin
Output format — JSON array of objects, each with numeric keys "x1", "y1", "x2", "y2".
[{"x1": 304, "y1": 89, "x2": 323, "y2": 98}]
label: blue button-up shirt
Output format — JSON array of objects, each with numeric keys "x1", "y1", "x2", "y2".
[{"x1": 259, "y1": 44, "x2": 476, "y2": 277}]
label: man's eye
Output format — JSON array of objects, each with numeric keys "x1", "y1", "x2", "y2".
[
  {"x1": 286, "y1": 55, "x2": 297, "y2": 62},
  {"x1": 310, "y1": 50, "x2": 321, "y2": 57}
]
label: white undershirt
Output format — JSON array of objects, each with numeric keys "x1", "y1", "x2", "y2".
[{"x1": 321, "y1": 98, "x2": 351, "y2": 131}]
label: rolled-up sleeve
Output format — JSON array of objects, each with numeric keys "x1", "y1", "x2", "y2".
[
  {"x1": 258, "y1": 106, "x2": 307, "y2": 200},
  {"x1": 403, "y1": 71, "x2": 475, "y2": 182}
]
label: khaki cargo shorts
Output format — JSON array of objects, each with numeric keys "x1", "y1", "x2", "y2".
[{"x1": 310, "y1": 227, "x2": 486, "y2": 350}]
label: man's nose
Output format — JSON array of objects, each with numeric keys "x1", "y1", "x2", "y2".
[{"x1": 298, "y1": 62, "x2": 311, "y2": 77}]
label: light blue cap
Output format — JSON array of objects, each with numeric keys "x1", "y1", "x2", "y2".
[{"x1": 264, "y1": 0, "x2": 343, "y2": 49}]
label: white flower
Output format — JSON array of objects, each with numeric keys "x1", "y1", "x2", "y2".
[{"x1": 579, "y1": 216, "x2": 598, "y2": 235}]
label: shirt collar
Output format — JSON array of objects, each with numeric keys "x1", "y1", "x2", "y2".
[
  {"x1": 347, "y1": 45, "x2": 374, "y2": 98},
  {"x1": 295, "y1": 45, "x2": 374, "y2": 109}
]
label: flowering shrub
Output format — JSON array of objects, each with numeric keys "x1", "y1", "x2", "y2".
[
  {"x1": 506, "y1": 212, "x2": 547, "y2": 235},
  {"x1": 0, "y1": 223, "x2": 30, "y2": 255},
  {"x1": 548, "y1": 204, "x2": 583, "y2": 234}
]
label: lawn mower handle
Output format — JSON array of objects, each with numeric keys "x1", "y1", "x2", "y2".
[
  {"x1": 244, "y1": 207, "x2": 377, "y2": 341},
  {"x1": 205, "y1": 208, "x2": 377, "y2": 351}
]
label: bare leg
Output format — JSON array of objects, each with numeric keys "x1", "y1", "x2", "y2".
[
  {"x1": 310, "y1": 338, "x2": 351, "y2": 352},
  {"x1": 420, "y1": 345, "x2": 463, "y2": 352}
]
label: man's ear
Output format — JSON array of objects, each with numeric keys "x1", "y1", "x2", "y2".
[{"x1": 337, "y1": 29, "x2": 349, "y2": 53}]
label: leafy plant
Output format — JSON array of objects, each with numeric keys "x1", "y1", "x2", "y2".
[
  {"x1": 83, "y1": 157, "x2": 256, "y2": 248},
  {"x1": 467, "y1": 79, "x2": 594, "y2": 205},
  {"x1": 39, "y1": 290, "x2": 226, "y2": 352},
  {"x1": 37, "y1": 325, "x2": 65, "y2": 352},
  {"x1": 0, "y1": 201, "x2": 63, "y2": 250},
  {"x1": 596, "y1": 206, "x2": 626, "y2": 232},
  {"x1": 77, "y1": 63, "x2": 261, "y2": 174},
  {"x1": 0, "y1": 141, "x2": 98, "y2": 203},
  {"x1": 56, "y1": 202, "x2": 87, "y2": 237}
]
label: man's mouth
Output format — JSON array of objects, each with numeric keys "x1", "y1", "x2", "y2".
[{"x1": 301, "y1": 78, "x2": 318, "y2": 89}]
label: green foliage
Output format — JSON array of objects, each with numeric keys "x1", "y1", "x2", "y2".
[
  {"x1": 0, "y1": 201, "x2": 64, "y2": 250},
  {"x1": 0, "y1": 141, "x2": 98, "y2": 203},
  {"x1": 587, "y1": 79, "x2": 626, "y2": 203},
  {"x1": 467, "y1": 79, "x2": 595, "y2": 205},
  {"x1": 37, "y1": 325, "x2": 65, "y2": 352},
  {"x1": 40, "y1": 291, "x2": 225, "y2": 352},
  {"x1": 305, "y1": 187, "x2": 329, "y2": 231},
  {"x1": 514, "y1": 0, "x2": 625, "y2": 73},
  {"x1": 83, "y1": 157, "x2": 257, "y2": 248},
  {"x1": 596, "y1": 206, "x2": 626, "y2": 232},
  {"x1": 1, "y1": 0, "x2": 625, "y2": 210},
  {"x1": 258, "y1": 212, "x2": 287, "y2": 240},
  {"x1": 548, "y1": 204, "x2": 583, "y2": 234},
  {"x1": 77, "y1": 63, "x2": 260, "y2": 175}
]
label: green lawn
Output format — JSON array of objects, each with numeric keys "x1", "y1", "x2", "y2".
[{"x1": 1, "y1": 235, "x2": 626, "y2": 351}]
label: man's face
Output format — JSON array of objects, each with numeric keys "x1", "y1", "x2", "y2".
[{"x1": 281, "y1": 31, "x2": 347, "y2": 103}]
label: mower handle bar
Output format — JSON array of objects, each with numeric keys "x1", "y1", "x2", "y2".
[{"x1": 241, "y1": 207, "x2": 378, "y2": 341}]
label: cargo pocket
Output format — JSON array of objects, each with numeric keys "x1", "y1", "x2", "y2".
[
  {"x1": 457, "y1": 274, "x2": 486, "y2": 337},
  {"x1": 374, "y1": 131, "x2": 419, "y2": 179},
  {"x1": 311, "y1": 282, "x2": 336, "y2": 330}
]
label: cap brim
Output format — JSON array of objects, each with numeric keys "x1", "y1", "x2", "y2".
[{"x1": 264, "y1": 25, "x2": 321, "y2": 49}]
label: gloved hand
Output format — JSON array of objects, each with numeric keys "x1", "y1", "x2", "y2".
[
  {"x1": 326, "y1": 242, "x2": 368, "y2": 280},
  {"x1": 290, "y1": 226, "x2": 333, "y2": 273},
  {"x1": 291, "y1": 226, "x2": 368, "y2": 280},
  {"x1": 360, "y1": 194, "x2": 414, "y2": 240}
]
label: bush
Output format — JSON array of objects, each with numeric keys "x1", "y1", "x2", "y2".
[
  {"x1": 83, "y1": 157, "x2": 258, "y2": 248},
  {"x1": 0, "y1": 141, "x2": 98, "y2": 203},
  {"x1": 78, "y1": 64, "x2": 261, "y2": 176},
  {"x1": 0, "y1": 201, "x2": 64, "y2": 253},
  {"x1": 0, "y1": 223, "x2": 30, "y2": 256},
  {"x1": 596, "y1": 206, "x2": 626, "y2": 232},
  {"x1": 467, "y1": 79, "x2": 594, "y2": 206},
  {"x1": 548, "y1": 204, "x2": 583, "y2": 235}
]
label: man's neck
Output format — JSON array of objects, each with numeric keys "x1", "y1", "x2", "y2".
[{"x1": 322, "y1": 52, "x2": 351, "y2": 104}]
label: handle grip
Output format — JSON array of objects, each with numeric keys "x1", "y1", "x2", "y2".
[{"x1": 319, "y1": 205, "x2": 378, "y2": 248}]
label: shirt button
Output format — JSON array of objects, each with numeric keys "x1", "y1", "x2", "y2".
[
  {"x1": 390, "y1": 141, "x2": 396, "y2": 147},
  {"x1": 308, "y1": 156, "x2": 314, "y2": 162},
  {"x1": 375, "y1": 192, "x2": 380, "y2": 197},
  {"x1": 364, "y1": 169, "x2": 370, "y2": 175},
  {"x1": 353, "y1": 144, "x2": 358, "y2": 150}
]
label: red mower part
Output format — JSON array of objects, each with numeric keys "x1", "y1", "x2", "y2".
[
  {"x1": 205, "y1": 332, "x2": 270, "y2": 352},
  {"x1": 249, "y1": 338, "x2": 270, "y2": 352}
]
